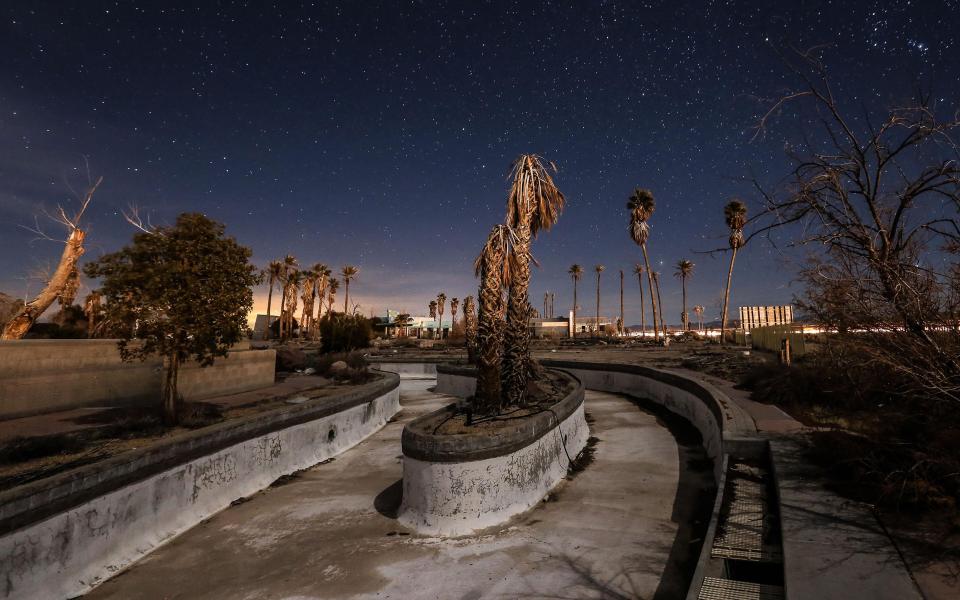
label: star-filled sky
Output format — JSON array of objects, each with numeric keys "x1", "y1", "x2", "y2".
[{"x1": 1, "y1": 1, "x2": 957, "y2": 325}]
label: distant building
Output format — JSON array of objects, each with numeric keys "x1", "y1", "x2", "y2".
[
  {"x1": 251, "y1": 314, "x2": 279, "y2": 340},
  {"x1": 739, "y1": 305, "x2": 793, "y2": 332}
]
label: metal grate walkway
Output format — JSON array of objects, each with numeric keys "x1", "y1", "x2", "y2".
[
  {"x1": 711, "y1": 462, "x2": 782, "y2": 563},
  {"x1": 698, "y1": 577, "x2": 785, "y2": 600}
]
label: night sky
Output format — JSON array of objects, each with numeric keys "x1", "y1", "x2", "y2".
[{"x1": 1, "y1": 1, "x2": 957, "y2": 325}]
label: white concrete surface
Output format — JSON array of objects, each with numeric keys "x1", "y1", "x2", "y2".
[
  {"x1": 85, "y1": 381, "x2": 704, "y2": 600},
  {"x1": 0, "y1": 387, "x2": 400, "y2": 600},
  {"x1": 398, "y1": 398, "x2": 589, "y2": 536}
]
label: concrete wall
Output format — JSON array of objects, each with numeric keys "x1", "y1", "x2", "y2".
[
  {"x1": 0, "y1": 382, "x2": 400, "y2": 600},
  {"x1": 370, "y1": 361, "x2": 438, "y2": 379},
  {"x1": 398, "y1": 387, "x2": 588, "y2": 536},
  {"x1": 436, "y1": 361, "x2": 755, "y2": 482},
  {"x1": 0, "y1": 339, "x2": 276, "y2": 419}
]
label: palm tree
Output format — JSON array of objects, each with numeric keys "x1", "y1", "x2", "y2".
[
  {"x1": 632, "y1": 263, "x2": 646, "y2": 338},
  {"x1": 674, "y1": 259, "x2": 695, "y2": 331},
  {"x1": 305, "y1": 263, "x2": 327, "y2": 338},
  {"x1": 450, "y1": 297, "x2": 460, "y2": 332},
  {"x1": 263, "y1": 260, "x2": 284, "y2": 340},
  {"x1": 594, "y1": 264, "x2": 605, "y2": 336},
  {"x1": 463, "y1": 295, "x2": 478, "y2": 363},
  {"x1": 720, "y1": 200, "x2": 747, "y2": 343},
  {"x1": 474, "y1": 224, "x2": 512, "y2": 414},
  {"x1": 326, "y1": 278, "x2": 339, "y2": 314},
  {"x1": 299, "y1": 270, "x2": 316, "y2": 340},
  {"x1": 502, "y1": 154, "x2": 565, "y2": 406},
  {"x1": 313, "y1": 265, "x2": 331, "y2": 339},
  {"x1": 693, "y1": 305, "x2": 705, "y2": 332},
  {"x1": 429, "y1": 300, "x2": 437, "y2": 338},
  {"x1": 284, "y1": 269, "x2": 303, "y2": 341},
  {"x1": 436, "y1": 292, "x2": 447, "y2": 339},
  {"x1": 627, "y1": 188, "x2": 660, "y2": 341},
  {"x1": 652, "y1": 271, "x2": 665, "y2": 337},
  {"x1": 277, "y1": 255, "x2": 298, "y2": 340},
  {"x1": 340, "y1": 265, "x2": 359, "y2": 314},
  {"x1": 569, "y1": 264, "x2": 583, "y2": 338}
]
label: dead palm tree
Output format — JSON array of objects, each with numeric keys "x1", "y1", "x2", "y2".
[
  {"x1": 340, "y1": 265, "x2": 359, "y2": 314},
  {"x1": 305, "y1": 263, "x2": 327, "y2": 338},
  {"x1": 503, "y1": 155, "x2": 565, "y2": 405},
  {"x1": 720, "y1": 200, "x2": 747, "y2": 343},
  {"x1": 632, "y1": 263, "x2": 646, "y2": 338},
  {"x1": 463, "y1": 295, "x2": 478, "y2": 363},
  {"x1": 299, "y1": 271, "x2": 316, "y2": 340},
  {"x1": 284, "y1": 270, "x2": 303, "y2": 340},
  {"x1": 474, "y1": 224, "x2": 512, "y2": 414},
  {"x1": 674, "y1": 259, "x2": 695, "y2": 331},
  {"x1": 627, "y1": 188, "x2": 660, "y2": 341},
  {"x1": 436, "y1": 292, "x2": 447, "y2": 339},
  {"x1": 264, "y1": 260, "x2": 284, "y2": 340},
  {"x1": 312, "y1": 265, "x2": 331, "y2": 339},
  {"x1": 429, "y1": 300, "x2": 437, "y2": 337},
  {"x1": 594, "y1": 264, "x2": 605, "y2": 336},
  {"x1": 693, "y1": 305, "x2": 705, "y2": 332},
  {"x1": 652, "y1": 271, "x2": 665, "y2": 337},
  {"x1": 569, "y1": 264, "x2": 583, "y2": 338}
]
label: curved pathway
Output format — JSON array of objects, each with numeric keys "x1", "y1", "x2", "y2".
[{"x1": 89, "y1": 379, "x2": 712, "y2": 599}]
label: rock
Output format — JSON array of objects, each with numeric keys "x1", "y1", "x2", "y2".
[
  {"x1": 303, "y1": 367, "x2": 316, "y2": 375},
  {"x1": 275, "y1": 346, "x2": 308, "y2": 371},
  {"x1": 328, "y1": 360, "x2": 349, "y2": 376}
]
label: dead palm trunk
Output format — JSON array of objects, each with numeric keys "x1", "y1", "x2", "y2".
[
  {"x1": 636, "y1": 270, "x2": 646, "y2": 338},
  {"x1": 640, "y1": 245, "x2": 660, "y2": 341},
  {"x1": 2, "y1": 229, "x2": 87, "y2": 339},
  {"x1": 572, "y1": 278, "x2": 579, "y2": 337},
  {"x1": 264, "y1": 277, "x2": 275, "y2": 340},
  {"x1": 595, "y1": 269, "x2": 602, "y2": 336},
  {"x1": 503, "y1": 221, "x2": 533, "y2": 404},
  {"x1": 681, "y1": 275, "x2": 688, "y2": 331}
]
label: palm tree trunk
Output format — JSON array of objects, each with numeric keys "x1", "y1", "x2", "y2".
[
  {"x1": 162, "y1": 352, "x2": 180, "y2": 425},
  {"x1": 681, "y1": 275, "x2": 688, "y2": 331},
  {"x1": 595, "y1": 273, "x2": 601, "y2": 337},
  {"x1": 619, "y1": 270, "x2": 624, "y2": 337},
  {"x1": 720, "y1": 246, "x2": 738, "y2": 344},
  {"x1": 640, "y1": 244, "x2": 659, "y2": 341},
  {"x1": 264, "y1": 280, "x2": 274, "y2": 340},
  {"x1": 572, "y1": 279, "x2": 578, "y2": 338},
  {"x1": 503, "y1": 224, "x2": 533, "y2": 406},
  {"x1": 344, "y1": 281, "x2": 349, "y2": 314},
  {"x1": 654, "y1": 274, "x2": 665, "y2": 337},
  {"x1": 637, "y1": 273, "x2": 646, "y2": 338}
]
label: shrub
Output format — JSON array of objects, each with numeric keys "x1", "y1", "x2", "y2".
[{"x1": 317, "y1": 312, "x2": 373, "y2": 353}]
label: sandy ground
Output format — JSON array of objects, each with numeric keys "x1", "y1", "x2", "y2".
[{"x1": 88, "y1": 380, "x2": 711, "y2": 600}]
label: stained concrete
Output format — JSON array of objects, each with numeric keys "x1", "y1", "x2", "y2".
[{"x1": 87, "y1": 380, "x2": 710, "y2": 599}]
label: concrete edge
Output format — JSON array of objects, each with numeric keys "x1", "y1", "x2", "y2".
[
  {"x1": 0, "y1": 372, "x2": 400, "y2": 535},
  {"x1": 684, "y1": 453, "x2": 731, "y2": 600},
  {"x1": 401, "y1": 370, "x2": 583, "y2": 462}
]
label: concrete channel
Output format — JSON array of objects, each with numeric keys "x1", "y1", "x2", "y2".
[{"x1": 85, "y1": 365, "x2": 712, "y2": 599}]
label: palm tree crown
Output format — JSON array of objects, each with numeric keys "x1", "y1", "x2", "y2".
[{"x1": 674, "y1": 259, "x2": 694, "y2": 279}]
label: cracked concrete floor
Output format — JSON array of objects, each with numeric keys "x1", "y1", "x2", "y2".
[{"x1": 88, "y1": 379, "x2": 711, "y2": 600}]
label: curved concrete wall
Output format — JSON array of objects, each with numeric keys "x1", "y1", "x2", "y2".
[
  {"x1": 399, "y1": 379, "x2": 588, "y2": 537},
  {"x1": 0, "y1": 383, "x2": 400, "y2": 600}
]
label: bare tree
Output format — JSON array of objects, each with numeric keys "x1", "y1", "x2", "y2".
[{"x1": 2, "y1": 177, "x2": 102, "y2": 339}]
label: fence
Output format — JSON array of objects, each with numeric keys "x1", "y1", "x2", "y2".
[{"x1": 746, "y1": 325, "x2": 807, "y2": 357}]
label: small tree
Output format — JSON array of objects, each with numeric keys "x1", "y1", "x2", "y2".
[{"x1": 84, "y1": 213, "x2": 259, "y2": 424}]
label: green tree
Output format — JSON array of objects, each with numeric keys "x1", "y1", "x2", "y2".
[
  {"x1": 84, "y1": 213, "x2": 259, "y2": 424},
  {"x1": 720, "y1": 200, "x2": 747, "y2": 343},
  {"x1": 674, "y1": 259, "x2": 695, "y2": 331},
  {"x1": 627, "y1": 188, "x2": 660, "y2": 341},
  {"x1": 502, "y1": 155, "x2": 565, "y2": 405}
]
